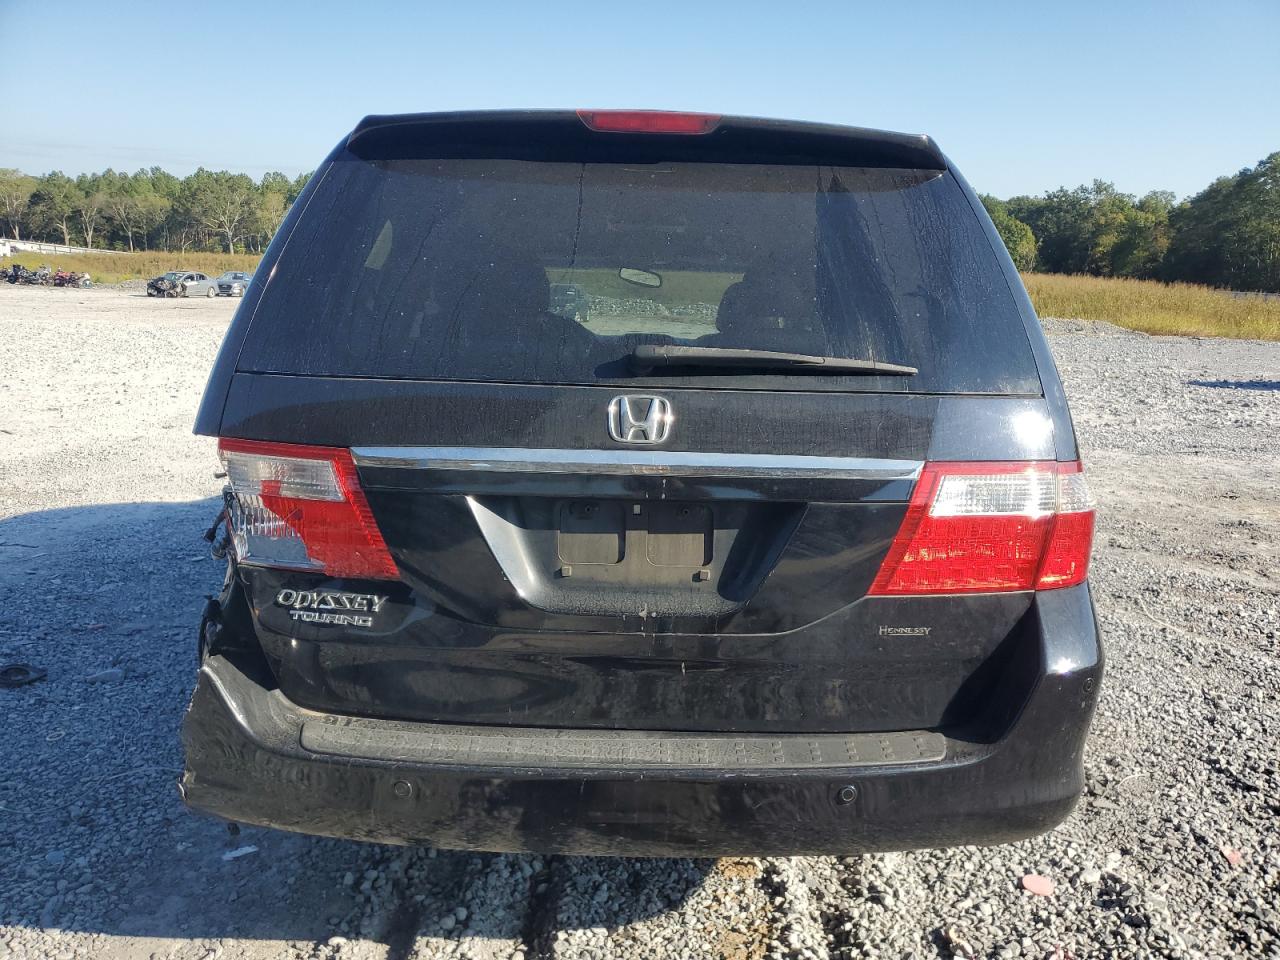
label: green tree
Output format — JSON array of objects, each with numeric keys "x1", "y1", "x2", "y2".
[
  {"x1": 144, "y1": 167, "x2": 181, "y2": 250},
  {"x1": 1105, "y1": 192, "x2": 1174, "y2": 279},
  {"x1": 136, "y1": 188, "x2": 171, "y2": 251},
  {"x1": 1007, "y1": 186, "x2": 1094, "y2": 274},
  {"x1": 1003, "y1": 181, "x2": 1174, "y2": 281},
  {"x1": 980, "y1": 195, "x2": 1037, "y2": 271},
  {"x1": 103, "y1": 170, "x2": 146, "y2": 251},
  {"x1": 251, "y1": 171, "x2": 292, "y2": 251},
  {"x1": 30, "y1": 172, "x2": 82, "y2": 246},
  {"x1": 259, "y1": 170, "x2": 291, "y2": 194},
  {"x1": 0, "y1": 168, "x2": 37, "y2": 239},
  {"x1": 1081, "y1": 182, "x2": 1136, "y2": 276},
  {"x1": 74, "y1": 173, "x2": 107, "y2": 248},
  {"x1": 147, "y1": 166, "x2": 181, "y2": 202},
  {"x1": 1166, "y1": 153, "x2": 1280, "y2": 293},
  {"x1": 181, "y1": 169, "x2": 256, "y2": 253},
  {"x1": 289, "y1": 171, "x2": 312, "y2": 203},
  {"x1": 2, "y1": 149, "x2": 1275, "y2": 289}
]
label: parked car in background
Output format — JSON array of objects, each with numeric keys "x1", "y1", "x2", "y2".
[
  {"x1": 147, "y1": 271, "x2": 217, "y2": 298},
  {"x1": 216, "y1": 271, "x2": 253, "y2": 297}
]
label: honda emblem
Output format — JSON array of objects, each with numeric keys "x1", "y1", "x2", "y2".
[{"x1": 607, "y1": 395, "x2": 673, "y2": 445}]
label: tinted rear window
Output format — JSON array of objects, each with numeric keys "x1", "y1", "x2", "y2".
[{"x1": 241, "y1": 156, "x2": 1040, "y2": 394}]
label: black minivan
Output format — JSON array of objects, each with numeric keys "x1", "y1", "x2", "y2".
[{"x1": 183, "y1": 110, "x2": 1101, "y2": 857}]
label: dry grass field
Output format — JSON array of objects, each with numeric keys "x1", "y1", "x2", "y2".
[
  {"x1": 8, "y1": 251, "x2": 1279, "y2": 341},
  {"x1": 1023, "y1": 272, "x2": 1280, "y2": 341},
  {"x1": 8, "y1": 250, "x2": 261, "y2": 285}
]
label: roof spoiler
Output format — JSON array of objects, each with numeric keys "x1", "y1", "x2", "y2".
[{"x1": 347, "y1": 110, "x2": 947, "y2": 170}]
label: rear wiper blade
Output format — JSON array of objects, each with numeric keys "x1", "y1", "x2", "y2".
[{"x1": 629, "y1": 345, "x2": 917, "y2": 376}]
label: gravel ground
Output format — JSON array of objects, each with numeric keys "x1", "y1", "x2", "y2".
[{"x1": 0, "y1": 286, "x2": 1277, "y2": 960}]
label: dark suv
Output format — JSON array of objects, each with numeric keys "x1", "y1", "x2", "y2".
[{"x1": 183, "y1": 110, "x2": 1101, "y2": 857}]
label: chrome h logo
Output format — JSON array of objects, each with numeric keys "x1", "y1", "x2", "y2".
[{"x1": 607, "y1": 395, "x2": 673, "y2": 444}]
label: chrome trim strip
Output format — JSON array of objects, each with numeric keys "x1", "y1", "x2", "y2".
[{"x1": 351, "y1": 446, "x2": 923, "y2": 481}]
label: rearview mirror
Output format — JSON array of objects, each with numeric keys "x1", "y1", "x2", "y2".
[{"x1": 618, "y1": 267, "x2": 662, "y2": 289}]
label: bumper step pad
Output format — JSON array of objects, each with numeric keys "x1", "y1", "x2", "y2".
[{"x1": 299, "y1": 715, "x2": 946, "y2": 770}]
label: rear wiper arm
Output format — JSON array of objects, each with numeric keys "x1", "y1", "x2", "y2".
[{"x1": 629, "y1": 345, "x2": 917, "y2": 376}]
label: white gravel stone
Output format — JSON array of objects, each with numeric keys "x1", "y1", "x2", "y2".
[{"x1": 0, "y1": 289, "x2": 1277, "y2": 959}]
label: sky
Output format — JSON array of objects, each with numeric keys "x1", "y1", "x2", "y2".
[{"x1": 2, "y1": 0, "x2": 1278, "y2": 200}]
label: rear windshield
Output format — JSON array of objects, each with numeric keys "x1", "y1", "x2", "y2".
[{"x1": 241, "y1": 156, "x2": 1040, "y2": 394}]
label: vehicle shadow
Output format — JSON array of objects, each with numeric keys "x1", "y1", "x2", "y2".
[
  {"x1": 1188, "y1": 378, "x2": 1280, "y2": 391},
  {"x1": 0, "y1": 499, "x2": 712, "y2": 949}
]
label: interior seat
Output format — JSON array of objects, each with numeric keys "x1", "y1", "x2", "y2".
[{"x1": 714, "y1": 266, "x2": 824, "y2": 353}]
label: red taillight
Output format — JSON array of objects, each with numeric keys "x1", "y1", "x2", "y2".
[
  {"x1": 869, "y1": 461, "x2": 1095, "y2": 596},
  {"x1": 576, "y1": 109, "x2": 720, "y2": 135},
  {"x1": 218, "y1": 438, "x2": 399, "y2": 581}
]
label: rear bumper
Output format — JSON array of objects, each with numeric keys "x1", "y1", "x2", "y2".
[{"x1": 180, "y1": 585, "x2": 1102, "y2": 857}]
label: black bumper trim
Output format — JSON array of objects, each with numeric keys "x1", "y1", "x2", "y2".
[{"x1": 181, "y1": 584, "x2": 1102, "y2": 856}]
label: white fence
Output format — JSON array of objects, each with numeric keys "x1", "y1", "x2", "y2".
[{"x1": 0, "y1": 239, "x2": 125, "y2": 258}]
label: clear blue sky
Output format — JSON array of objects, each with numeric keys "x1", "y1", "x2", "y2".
[{"x1": 2, "y1": 0, "x2": 1277, "y2": 200}]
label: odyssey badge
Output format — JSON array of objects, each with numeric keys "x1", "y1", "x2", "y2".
[{"x1": 275, "y1": 589, "x2": 389, "y2": 628}]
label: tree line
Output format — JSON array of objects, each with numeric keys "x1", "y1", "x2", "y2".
[
  {"x1": 981, "y1": 150, "x2": 1279, "y2": 294},
  {"x1": 2, "y1": 150, "x2": 1277, "y2": 292},
  {"x1": 0, "y1": 167, "x2": 312, "y2": 255}
]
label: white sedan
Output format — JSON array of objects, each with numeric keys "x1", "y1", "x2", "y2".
[{"x1": 178, "y1": 272, "x2": 219, "y2": 297}]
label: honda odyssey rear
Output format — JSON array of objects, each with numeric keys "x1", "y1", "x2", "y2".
[{"x1": 181, "y1": 110, "x2": 1102, "y2": 856}]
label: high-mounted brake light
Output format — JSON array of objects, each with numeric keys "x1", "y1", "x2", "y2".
[
  {"x1": 218, "y1": 438, "x2": 399, "y2": 581},
  {"x1": 869, "y1": 461, "x2": 1095, "y2": 596},
  {"x1": 576, "y1": 109, "x2": 721, "y2": 135}
]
